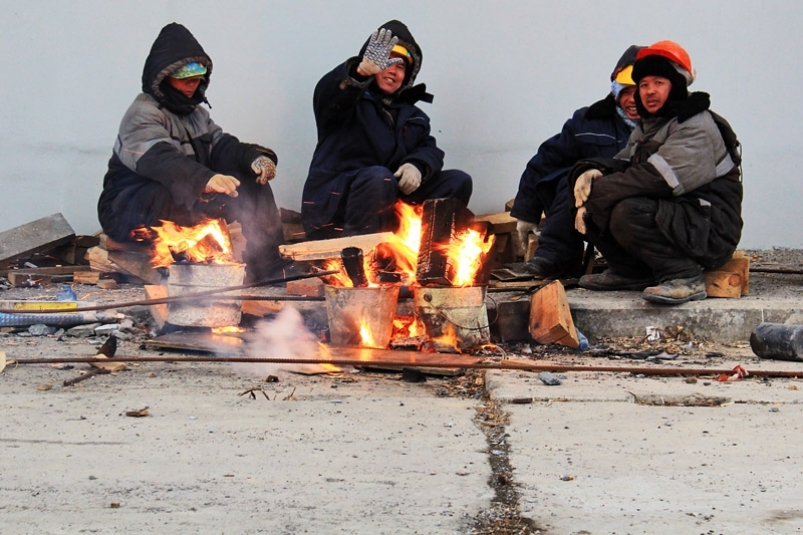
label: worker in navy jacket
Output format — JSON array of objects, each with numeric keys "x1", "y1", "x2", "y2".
[
  {"x1": 302, "y1": 20, "x2": 472, "y2": 240},
  {"x1": 511, "y1": 45, "x2": 642, "y2": 279}
]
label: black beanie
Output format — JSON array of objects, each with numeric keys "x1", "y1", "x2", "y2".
[{"x1": 632, "y1": 55, "x2": 690, "y2": 117}]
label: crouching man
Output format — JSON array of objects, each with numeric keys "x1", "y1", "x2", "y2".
[
  {"x1": 572, "y1": 41, "x2": 743, "y2": 305},
  {"x1": 97, "y1": 23, "x2": 289, "y2": 283}
]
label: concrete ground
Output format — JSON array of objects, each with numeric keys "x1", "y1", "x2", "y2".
[{"x1": 1, "y1": 264, "x2": 803, "y2": 534}]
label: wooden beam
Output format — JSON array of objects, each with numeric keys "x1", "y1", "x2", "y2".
[
  {"x1": 529, "y1": 280, "x2": 579, "y2": 348},
  {"x1": 279, "y1": 232, "x2": 395, "y2": 261},
  {"x1": 704, "y1": 271, "x2": 742, "y2": 298},
  {"x1": 474, "y1": 212, "x2": 518, "y2": 234},
  {"x1": 0, "y1": 213, "x2": 75, "y2": 267}
]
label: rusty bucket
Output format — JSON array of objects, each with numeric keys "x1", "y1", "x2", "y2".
[
  {"x1": 167, "y1": 263, "x2": 245, "y2": 327},
  {"x1": 324, "y1": 285, "x2": 400, "y2": 348},
  {"x1": 413, "y1": 286, "x2": 490, "y2": 352}
]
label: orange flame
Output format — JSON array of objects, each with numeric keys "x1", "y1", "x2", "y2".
[
  {"x1": 431, "y1": 322, "x2": 460, "y2": 353},
  {"x1": 441, "y1": 227, "x2": 496, "y2": 287},
  {"x1": 359, "y1": 317, "x2": 378, "y2": 347},
  {"x1": 148, "y1": 219, "x2": 236, "y2": 268},
  {"x1": 212, "y1": 326, "x2": 246, "y2": 334}
]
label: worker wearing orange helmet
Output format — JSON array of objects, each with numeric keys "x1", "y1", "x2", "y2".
[{"x1": 570, "y1": 40, "x2": 743, "y2": 305}]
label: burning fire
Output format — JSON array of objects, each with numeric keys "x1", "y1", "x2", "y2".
[
  {"x1": 440, "y1": 227, "x2": 496, "y2": 287},
  {"x1": 138, "y1": 219, "x2": 237, "y2": 268},
  {"x1": 322, "y1": 201, "x2": 492, "y2": 288}
]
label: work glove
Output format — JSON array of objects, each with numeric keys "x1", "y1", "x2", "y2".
[
  {"x1": 252, "y1": 155, "x2": 277, "y2": 185},
  {"x1": 358, "y1": 28, "x2": 403, "y2": 76},
  {"x1": 204, "y1": 174, "x2": 240, "y2": 198},
  {"x1": 393, "y1": 163, "x2": 422, "y2": 195},
  {"x1": 574, "y1": 206, "x2": 588, "y2": 234},
  {"x1": 516, "y1": 219, "x2": 540, "y2": 247},
  {"x1": 573, "y1": 169, "x2": 603, "y2": 207}
]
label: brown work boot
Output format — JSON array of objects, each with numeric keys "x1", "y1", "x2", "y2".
[
  {"x1": 578, "y1": 269, "x2": 656, "y2": 291},
  {"x1": 641, "y1": 275, "x2": 707, "y2": 305}
]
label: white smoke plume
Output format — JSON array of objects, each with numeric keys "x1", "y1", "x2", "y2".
[{"x1": 235, "y1": 306, "x2": 341, "y2": 376}]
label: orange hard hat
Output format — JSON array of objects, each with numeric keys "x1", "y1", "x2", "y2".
[{"x1": 636, "y1": 40, "x2": 693, "y2": 75}]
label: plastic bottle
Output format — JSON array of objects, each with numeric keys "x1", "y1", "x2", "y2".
[
  {"x1": 749, "y1": 322, "x2": 803, "y2": 362},
  {"x1": 57, "y1": 283, "x2": 77, "y2": 301}
]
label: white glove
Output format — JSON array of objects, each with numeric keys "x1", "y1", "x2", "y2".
[
  {"x1": 358, "y1": 28, "x2": 403, "y2": 76},
  {"x1": 516, "y1": 219, "x2": 539, "y2": 246},
  {"x1": 394, "y1": 163, "x2": 422, "y2": 195},
  {"x1": 574, "y1": 206, "x2": 588, "y2": 234},
  {"x1": 574, "y1": 169, "x2": 603, "y2": 207},
  {"x1": 204, "y1": 174, "x2": 240, "y2": 197},
  {"x1": 251, "y1": 156, "x2": 277, "y2": 185}
]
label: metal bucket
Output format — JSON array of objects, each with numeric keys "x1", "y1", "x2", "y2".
[
  {"x1": 324, "y1": 285, "x2": 400, "y2": 348},
  {"x1": 167, "y1": 263, "x2": 245, "y2": 327},
  {"x1": 413, "y1": 286, "x2": 490, "y2": 352}
]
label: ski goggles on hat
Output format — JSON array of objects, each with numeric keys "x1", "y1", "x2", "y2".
[
  {"x1": 171, "y1": 62, "x2": 208, "y2": 79},
  {"x1": 390, "y1": 45, "x2": 413, "y2": 65}
]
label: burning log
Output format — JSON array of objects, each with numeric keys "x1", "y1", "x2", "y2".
[
  {"x1": 340, "y1": 247, "x2": 368, "y2": 287},
  {"x1": 415, "y1": 199, "x2": 474, "y2": 286}
]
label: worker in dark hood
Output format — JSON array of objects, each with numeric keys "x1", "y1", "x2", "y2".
[
  {"x1": 301, "y1": 20, "x2": 473, "y2": 239},
  {"x1": 511, "y1": 45, "x2": 643, "y2": 280},
  {"x1": 97, "y1": 22, "x2": 291, "y2": 283},
  {"x1": 571, "y1": 41, "x2": 743, "y2": 305}
]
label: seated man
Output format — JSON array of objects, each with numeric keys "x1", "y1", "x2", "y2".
[
  {"x1": 302, "y1": 20, "x2": 473, "y2": 240},
  {"x1": 97, "y1": 23, "x2": 287, "y2": 283},
  {"x1": 572, "y1": 41, "x2": 743, "y2": 305},
  {"x1": 511, "y1": 45, "x2": 642, "y2": 279}
]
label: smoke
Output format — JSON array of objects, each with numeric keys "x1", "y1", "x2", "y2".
[{"x1": 235, "y1": 306, "x2": 342, "y2": 376}]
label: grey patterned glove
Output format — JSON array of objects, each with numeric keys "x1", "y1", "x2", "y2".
[
  {"x1": 358, "y1": 28, "x2": 403, "y2": 76},
  {"x1": 252, "y1": 156, "x2": 277, "y2": 185}
]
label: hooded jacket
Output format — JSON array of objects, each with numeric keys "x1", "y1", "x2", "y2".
[
  {"x1": 98, "y1": 23, "x2": 275, "y2": 238},
  {"x1": 574, "y1": 92, "x2": 743, "y2": 269},
  {"x1": 301, "y1": 20, "x2": 443, "y2": 235},
  {"x1": 510, "y1": 94, "x2": 634, "y2": 223}
]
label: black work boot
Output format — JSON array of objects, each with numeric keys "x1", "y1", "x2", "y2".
[
  {"x1": 578, "y1": 269, "x2": 656, "y2": 291},
  {"x1": 641, "y1": 275, "x2": 707, "y2": 305},
  {"x1": 523, "y1": 256, "x2": 563, "y2": 280}
]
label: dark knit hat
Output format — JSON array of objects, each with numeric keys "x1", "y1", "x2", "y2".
[{"x1": 610, "y1": 45, "x2": 643, "y2": 82}]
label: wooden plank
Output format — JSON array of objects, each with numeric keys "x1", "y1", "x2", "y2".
[
  {"x1": 73, "y1": 271, "x2": 101, "y2": 284},
  {"x1": 286, "y1": 277, "x2": 325, "y2": 297},
  {"x1": 144, "y1": 285, "x2": 169, "y2": 331},
  {"x1": 474, "y1": 212, "x2": 518, "y2": 234},
  {"x1": 85, "y1": 246, "x2": 122, "y2": 273},
  {"x1": 529, "y1": 280, "x2": 579, "y2": 348},
  {"x1": 0, "y1": 265, "x2": 93, "y2": 277},
  {"x1": 0, "y1": 213, "x2": 75, "y2": 267},
  {"x1": 718, "y1": 253, "x2": 750, "y2": 295},
  {"x1": 8, "y1": 272, "x2": 52, "y2": 287},
  {"x1": 279, "y1": 232, "x2": 395, "y2": 261},
  {"x1": 107, "y1": 250, "x2": 166, "y2": 285},
  {"x1": 241, "y1": 299, "x2": 284, "y2": 317},
  {"x1": 704, "y1": 271, "x2": 742, "y2": 298},
  {"x1": 96, "y1": 279, "x2": 119, "y2": 290}
]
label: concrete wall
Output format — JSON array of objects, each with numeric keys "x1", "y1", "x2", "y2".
[{"x1": 1, "y1": 0, "x2": 799, "y2": 248}]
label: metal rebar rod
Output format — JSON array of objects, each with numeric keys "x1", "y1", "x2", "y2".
[
  {"x1": 7, "y1": 355, "x2": 803, "y2": 378},
  {"x1": 0, "y1": 270, "x2": 338, "y2": 314}
]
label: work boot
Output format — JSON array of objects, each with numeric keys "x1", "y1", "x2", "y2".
[
  {"x1": 578, "y1": 269, "x2": 656, "y2": 291},
  {"x1": 522, "y1": 256, "x2": 563, "y2": 280},
  {"x1": 641, "y1": 275, "x2": 707, "y2": 305}
]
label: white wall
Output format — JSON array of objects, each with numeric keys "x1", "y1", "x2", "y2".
[{"x1": 1, "y1": 0, "x2": 799, "y2": 248}]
